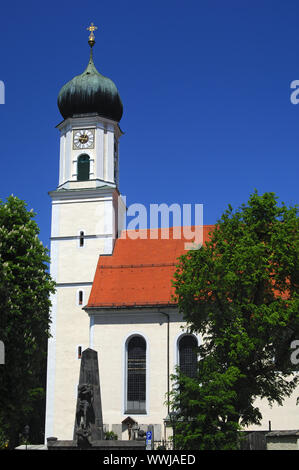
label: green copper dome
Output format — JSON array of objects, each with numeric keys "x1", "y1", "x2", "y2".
[{"x1": 57, "y1": 50, "x2": 123, "y2": 122}]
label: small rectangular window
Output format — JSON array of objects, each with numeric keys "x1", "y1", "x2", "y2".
[
  {"x1": 79, "y1": 231, "x2": 84, "y2": 247},
  {"x1": 78, "y1": 346, "x2": 82, "y2": 359},
  {"x1": 78, "y1": 291, "x2": 83, "y2": 305}
]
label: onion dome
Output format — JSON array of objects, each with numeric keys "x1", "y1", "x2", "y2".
[{"x1": 57, "y1": 23, "x2": 123, "y2": 122}]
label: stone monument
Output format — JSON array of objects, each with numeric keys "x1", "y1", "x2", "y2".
[
  {"x1": 47, "y1": 348, "x2": 145, "y2": 450},
  {"x1": 73, "y1": 348, "x2": 104, "y2": 447}
]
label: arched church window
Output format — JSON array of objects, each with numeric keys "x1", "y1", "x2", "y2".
[
  {"x1": 126, "y1": 336, "x2": 146, "y2": 414},
  {"x1": 78, "y1": 290, "x2": 83, "y2": 305},
  {"x1": 178, "y1": 335, "x2": 198, "y2": 378},
  {"x1": 77, "y1": 154, "x2": 90, "y2": 181}
]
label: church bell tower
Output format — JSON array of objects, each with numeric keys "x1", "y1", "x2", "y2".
[{"x1": 45, "y1": 24, "x2": 125, "y2": 440}]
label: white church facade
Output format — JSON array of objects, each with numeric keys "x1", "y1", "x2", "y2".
[{"x1": 45, "y1": 26, "x2": 299, "y2": 444}]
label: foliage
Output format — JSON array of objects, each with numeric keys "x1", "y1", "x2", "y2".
[
  {"x1": 169, "y1": 360, "x2": 242, "y2": 450},
  {"x1": 105, "y1": 430, "x2": 118, "y2": 440},
  {"x1": 0, "y1": 196, "x2": 56, "y2": 448},
  {"x1": 170, "y1": 191, "x2": 299, "y2": 449},
  {"x1": 0, "y1": 417, "x2": 9, "y2": 449}
]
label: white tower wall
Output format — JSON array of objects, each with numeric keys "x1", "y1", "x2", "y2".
[{"x1": 45, "y1": 113, "x2": 124, "y2": 440}]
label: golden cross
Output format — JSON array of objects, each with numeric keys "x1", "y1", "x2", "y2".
[
  {"x1": 87, "y1": 22, "x2": 98, "y2": 34},
  {"x1": 86, "y1": 22, "x2": 98, "y2": 48}
]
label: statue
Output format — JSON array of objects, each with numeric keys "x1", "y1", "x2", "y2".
[{"x1": 75, "y1": 383, "x2": 94, "y2": 447}]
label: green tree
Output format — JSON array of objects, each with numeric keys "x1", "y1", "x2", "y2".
[
  {"x1": 169, "y1": 359, "x2": 242, "y2": 450},
  {"x1": 170, "y1": 191, "x2": 299, "y2": 450},
  {"x1": 0, "y1": 196, "x2": 56, "y2": 448}
]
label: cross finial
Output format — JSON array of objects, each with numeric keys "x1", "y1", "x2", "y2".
[{"x1": 87, "y1": 22, "x2": 98, "y2": 48}]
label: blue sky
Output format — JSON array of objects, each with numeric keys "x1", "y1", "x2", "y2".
[{"x1": 0, "y1": 0, "x2": 298, "y2": 248}]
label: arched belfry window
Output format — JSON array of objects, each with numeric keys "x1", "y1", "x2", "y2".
[
  {"x1": 77, "y1": 154, "x2": 90, "y2": 181},
  {"x1": 179, "y1": 335, "x2": 198, "y2": 378},
  {"x1": 126, "y1": 336, "x2": 146, "y2": 414}
]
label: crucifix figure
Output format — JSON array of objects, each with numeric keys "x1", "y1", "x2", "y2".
[{"x1": 87, "y1": 22, "x2": 98, "y2": 47}]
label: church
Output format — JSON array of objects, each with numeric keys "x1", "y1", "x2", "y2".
[{"x1": 45, "y1": 25, "x2": 299, "y2": 444}]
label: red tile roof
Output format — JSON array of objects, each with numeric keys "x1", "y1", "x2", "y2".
[{"x1": 86, "y1": 226, "x2": 214, "y2": 308}]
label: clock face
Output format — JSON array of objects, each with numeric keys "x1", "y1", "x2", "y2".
[{"x1": 73, "y1": 129, "x2": 95, "y2": 149}]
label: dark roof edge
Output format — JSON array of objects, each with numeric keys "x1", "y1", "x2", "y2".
[{"x1": 84, "y1": 302, "x2": 178, "y2": 312}]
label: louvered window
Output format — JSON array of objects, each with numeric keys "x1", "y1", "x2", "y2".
[{"x1": 77, "y1": 154, "x2": 90, "y2": 181}]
